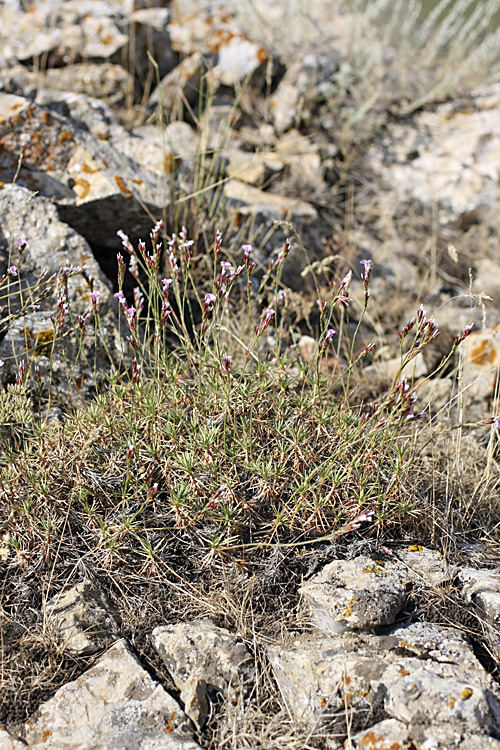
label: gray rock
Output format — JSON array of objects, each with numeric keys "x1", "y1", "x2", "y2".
[
  {"x1": 267, "y1": 631, "x2": 396, "y2": 726},
  {"x1": 458, "y1": 567, "x2": 500, "y2": 665},
  {"x1": 384, "y1": 665, "x2": 500, "y2": 735},
  {"x1": 224, "y1": 179, "x2": 317, "y2": 220},
  {"x1": 0, "y1": 729, "x2": 28, "y2": 749},
  {"x1": 268, "y1": 623, "x2": 500, "y2": 736},
  {"x1": 152, "y1": 619, "x2": 254, "y2": 730},
  {"x1": 387, "y1": 622, "x2": 485, "y2": 675},
  {"x1": 367, "y1": 83, "x2": 500, "y2": 223},
  {"x1": 0, "y1": 184, "x2": 118, "y2": 398},
  {"x1": 1, "y1": 1, "x2": 128, "y2": 66},
  {"x1": 301, "y1": 549, "x2": 454, "y2": 634},
  {"x1": 148, "y1": 53, "x2": 204, "y2": 117},
  {"x1": 0, "y1": 94, "x2": 169, "y2": 246},
  {"x1": 300, "y1": 555, "x2": 407, "y2": 632},
  {"x1": 24, "y1": 639, "x2": 201, "y2": 750},
  {"x1": 44, "y1": 581, "x2": 121, "y2": 655},
  {"x1": 351, "y1": 719, "x2": 500, "y2": 749}
]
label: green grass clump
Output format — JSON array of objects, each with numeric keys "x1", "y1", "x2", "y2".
[
  {"x1": 0, "y1": 223, "x2": 474, "y2": 572},
  {"x1": 0, "y1": 220, "x2": 492, "y2": 737}
]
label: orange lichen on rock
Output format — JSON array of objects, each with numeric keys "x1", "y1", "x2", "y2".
[
  {"x1": 74, "y1": 178, "x2": 91, "y2": 200},
  {"x1": 114, "y1": 175, "x2": 133, "y2": 196},
  {"x1": 470, "y1": 337, "x2": 497, "y2": 365}
]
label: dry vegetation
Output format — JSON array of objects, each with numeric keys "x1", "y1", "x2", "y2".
[{"x1": 0, "y1": 0, "x2": 500, "y2": 746}]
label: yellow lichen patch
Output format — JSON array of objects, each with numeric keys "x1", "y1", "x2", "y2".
[
  {"x1": 459, "y1": 688, "x2": 473, "y2": 700},
  {"x1": 24, "y1": 328, "x2": 55, "y2": 357},
  {"x1": 357, "y1": 730, "x2": 402, "y2": 749},
  {"x1": 408, "y1": 544, "x2": 423, "y2": 552},
  {"x1": 448, "y1": 695, "x2": 455, "y2": 708},
  {"x1": 35, "y1": 329, "x2": 55, "y2": 356},
  {"x1": 362, "y1": 565, "x2": 383, "y2": 574}
]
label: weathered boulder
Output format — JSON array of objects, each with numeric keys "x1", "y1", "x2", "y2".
[
  {"x1": 152, "y1": 619, "x2": 254, "y2": 730},
  {"x1": 22, "y1": 639, "x2": 202, "y2": 750},
  {"x1": 44, "y1": 581, "x2": 121, "y2": 656},
  {"x1": 0, "y1": 94, "x2": 169, "y2": 246}
]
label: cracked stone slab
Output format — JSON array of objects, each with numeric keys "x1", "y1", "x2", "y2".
[
  {"x1": 267, "y1": 623, "x2": 499, "y2": 731},
  {"x1": 44, "y1": 581, "x2": 121, "y2": 655},
  {"x1": 152, "y1": 619, "x2": 254, "y2": 730},
  {"x1": 387, "y1": 622, "x2": 487, "y2": 676},
  {"x1": 267, "y1": 631, "x2": 402, "y2": 726},
  {"x1": 23, "y1": 639, "x2": 201, "y2": 750}
]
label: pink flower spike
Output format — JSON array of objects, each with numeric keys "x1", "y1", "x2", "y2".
[
  {"x1": 90, "y1": 289, "x2": 100, "y2": 312},
  {"x1": 255, "y1": 307, "x2": 275, "y2": 335},
  {"x1": 7, "y1": 265, "x2": 17, "y2": 277},
  {"x1": 360, "y1": 259, "x2": 373, "y2": 281},
  {"x1": 493, "y1": 416, "x2": 500, "y2": 429}
]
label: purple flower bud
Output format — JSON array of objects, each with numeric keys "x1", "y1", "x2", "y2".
[
  {"x1": 360, "y1": 259, "x2": 373, "y2": 282},
  {"x1": 255, "y1": 308, "x2": 275, "y2": 335},
  {"x1": 7, "y1": 265, "x2": 17, "y2": 277},
  {"x1": 454, "y1": 323, "x2": 474, "y2": 345},
  {"x1": 90, "y1": 289, "x2": 100, "y2": 312},
  {"x1": 222, "y1": 352, "x2": 231, "y2": 377}
]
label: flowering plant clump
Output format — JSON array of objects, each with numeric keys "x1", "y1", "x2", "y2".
[{"x1": 0, "y1": 223, "x2": 491, "y2": 580}]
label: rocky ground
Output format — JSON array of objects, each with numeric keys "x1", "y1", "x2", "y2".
[{"x1": 0, "y1": 0, "x2": 499, "y2": 748}]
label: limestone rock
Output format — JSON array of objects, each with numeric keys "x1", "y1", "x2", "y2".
[
  {"x1": 0, "y1": 729, "x2": 28, "y2": 749},
  {"x1": 367, "y1": 83, "x2": 500, "y2": 223},
  {"x1": 461, "y1": 325, "x2": 500, "y2": 400},
  {"x1": 44, "y1": 581, "x2": 121, "y2": 655},
  {"x1": 458, "y1": 567, "x2": 500, "y2": 665},
  {"x1": 387, "y1": 622, "x2": 484, "y2": 674},
  {"x1": 268, "y1": 623, "x2": 500, "y2": 736},
  {"x1": 152, "y1": 619, "x2": 254, "y2": 730},
  {"x1": 301, "y1": 549, "x2": 454, "y2": 634},
  {"x1": 224, "y1": 179, "x2": 317, "y2": 220},
  {"x1": 148, "y1": 53, "x2": 204, "y2": 117},
  {"x1": 0, "y1": 94, "x2": 169, "y2": 246},
  {"x1": 384, "y1": 665, "x2": 500, "y2": 735},
  {"x1": 0, "y1": 185, "x2": 118, "y2": 401},
  {"x1": 267, "y1": 631, "x2": 397, "y2": 726},
  {"x1": 351, "y1": 720, "x2": 500, "y2": 750},
  {"x1": 300, "y1": 555, "x2": 407, "y2": 632},
  {"x1": 24, "y1": 639, "x2": 201, "y2": 750}
]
